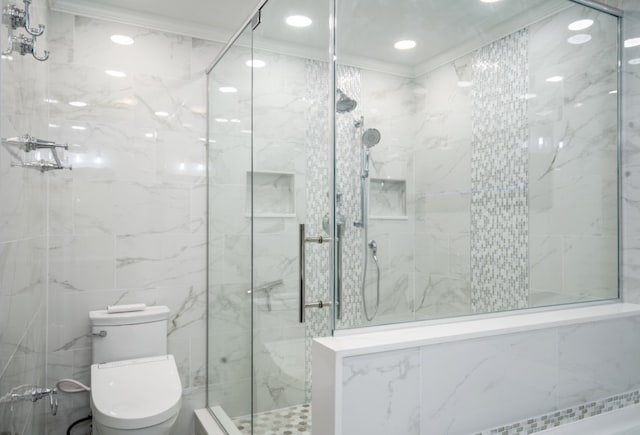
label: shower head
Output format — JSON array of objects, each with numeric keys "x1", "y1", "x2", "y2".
[
  {"x1": 362, "y1": 128, "x2": 381, "y2": 147},
  {"x1": 336, "y1": 89, "x2": 358, "y2": 113}
]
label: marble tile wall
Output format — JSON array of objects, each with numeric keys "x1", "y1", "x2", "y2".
[
  {"x1": 470, "y1": 29, "x2": 530, "y2": 312},
  {"x1": 528, "y1": 5, "x2": 618, "y2": 306},
  {"x1": 618, "y1": 1, "x2": 640, "y2": 303},
  {"x1": 207, "y1": 38, "x2": 253, "y2": 419},
  {"x1": 44, "y1": 11, "x2": 221, "y2": 433},
  {"x1": 339, "y1": 315, "x2": 640, "y2": 435},
  {"x1": 349, "y1": 2, "x2": 619, "y2": 326},
  {"x1": 252, "y1": 47, "x2": 310, "y2": 413},
  {"x1": 360, "y1": 69, "x2": 417, "y2": 326},
  {"x1": 412, "y1": 55, "x2": 473, "y2": 321},
  {"x1": 0, "y1": 0, "x2": 49, "y2": 432},
  {"x1": 208, "y1": 44, "x2": 314, "y2": 418}
]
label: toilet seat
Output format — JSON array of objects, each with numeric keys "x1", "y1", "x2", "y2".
[{"x1": 91, "y1": 355, "x2": 182, "y2": 430}]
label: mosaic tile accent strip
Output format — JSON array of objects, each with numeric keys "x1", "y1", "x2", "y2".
[
  {"x1": 334, "y1": 64, "x2": 364, "y2": 330},
  {"x1": 304, "y1": 59, "x2": 332, "y2": 403},
  {"x1": 303, "y1": 61, "x2": 364, "y2": 400},
  {"x1": 232, "y1": 403, "x2": 312, "y2": 435},
  {"x1": 470, "y1": 29, "x2": 530, "y2": 313},
  {"x1": 475, "y1": 389, "x2": 640, "y2": 435}
]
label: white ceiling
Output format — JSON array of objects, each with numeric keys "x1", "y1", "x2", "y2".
[
  {"x1": 50, "y1": 0, "x2": 590, "y2": 77},
  {"x1": 49, "y1": 0, "x2": 262, "y2": 43}
]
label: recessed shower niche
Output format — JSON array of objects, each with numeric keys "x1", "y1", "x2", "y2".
[
  {"x1": 369, "y1": 178, "x2": 407, "y2": 219},
  {"x1": 245, "y1": 171, "x2": 296, "y2": 217}
]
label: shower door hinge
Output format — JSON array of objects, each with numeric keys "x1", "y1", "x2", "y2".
[{"x1": 251, "y1": 10, "x2": 261, "y2": 30}]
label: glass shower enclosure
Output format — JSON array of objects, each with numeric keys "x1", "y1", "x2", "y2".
[
  {"x1": 207, "y1": 1, "x2": 333, "y2": 432},
  {"x1": 206, "y1": 0, "x2": 620, "y2": 432}
]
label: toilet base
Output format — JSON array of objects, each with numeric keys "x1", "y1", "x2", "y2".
[{"x1": 92, "y1": 413, "x2": 179, "y2": 435}]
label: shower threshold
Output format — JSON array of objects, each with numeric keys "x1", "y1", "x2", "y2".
[{"x1": 232, "y1": 403, "x2": 312, "y2": 435}]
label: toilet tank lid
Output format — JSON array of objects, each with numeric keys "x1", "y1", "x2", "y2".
[{"x1": 90, "y1": 305, "x2": 170, "y2": 326}]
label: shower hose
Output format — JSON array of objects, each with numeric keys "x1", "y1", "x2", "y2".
[{"x1": 361, "y1": 227, "x2": 380, "y2": 321}]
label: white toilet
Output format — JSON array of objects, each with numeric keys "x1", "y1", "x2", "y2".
[{"x1": 89, "y1": 305, "x2": 182, "y2": 435}]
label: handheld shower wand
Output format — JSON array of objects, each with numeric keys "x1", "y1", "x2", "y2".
[{"x1": 354, "y1": 123, "x2": 382, "y2": 321}]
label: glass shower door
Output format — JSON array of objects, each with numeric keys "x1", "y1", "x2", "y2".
[
  {"x1": 250, "y1": 0, "x2": 331, "y2": 433},
  {"x1": 207, "y1": 23, "x2": 253, "y2": 433}
]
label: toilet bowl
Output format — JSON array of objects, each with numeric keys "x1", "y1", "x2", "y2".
[
  {"x1": 91, "y1": 355, "x2": 182, "y2": 435},
  {"x1": 88, "y1": 306, "x2": 182, "y2": 435}
]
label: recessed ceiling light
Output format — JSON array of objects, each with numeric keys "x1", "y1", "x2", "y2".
[
  {"x1": 629, "y1": 58, "x2": 640, "y2": 65},
  {"x1": 567, "y1": 34, "x2": 592, "y2": 45},
  {"x1": 219, "y1": 87, "x2": 238, "y2": 93},
  {"x1": 69, "y1": 101, "x2": 87, "y2": 107},
  {"x1": 145, "y1": 132, "x2": 155, "y2": 138},
  {"x1": 246, "y1": 59, "x2": 266, "y2": 68},
  {"x1": 286, "y1": 15, "x2": 312, "y2": 27},
  {"x1": 568, "y1": 19, "x2": 594, "y2": 31},
  {"x1": 480, "y1": 0, "x2": 502, "y2": 3},
  {"x1": 1, "y1": 54, "x2": 13, "y2": 60},
  {"x1": 230, "y1": 119, "x2": 241, "y2": 123},
  {"x1": 71, "y1": 125, "x2": 86, "y2": 130},
  {"x1": 240, "y1": 129, "x2": 252, "y2": 134},
  {"x1": 394, "y1": 40, "x2": 416, "y2": 50},
  {"x1": 110, "y1": 34, "x2": 134, "y2": 45},
  {"x1": 44, "y1": 98, "x2": 58, "y2": 104},
  {"x1": 546, "y1": 76, "x2": 564, "y2": 82},
  {"x1": 105, "y1": 69, "x2": 127, "y2": 78},
  {"x1": 48, "y1": 123, "x2": 59, "y2": 128},
  {"x1": 625, "y1": 37, "x2": 640, "y2": 48},
  {"x1": 457, "y1": 81, "x2": 473, "y2": 88},
  {"x1": 215, "y1": 118, "x2": 229, "y2": 123},
  {"x1": 609, "y1": 90, "x2": 618, "y2": 94},
  {"x1": 154, "y1": 111, "x2": 169, "y2": 117}
]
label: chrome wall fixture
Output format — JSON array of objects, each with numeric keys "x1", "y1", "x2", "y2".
[
  {"x1": 0, "y1": 385, "x2": 58, "y2": 416},
  {"x1": 2, "y1": 0, "x2": 49, "y2": 61},
  {"x1": 3, "y1": 134, "x2": 72, "y2": 172}
]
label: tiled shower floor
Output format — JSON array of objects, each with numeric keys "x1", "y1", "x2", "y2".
[{"x1": 232, "y1": 403, "x2": 311, "y2": 435}]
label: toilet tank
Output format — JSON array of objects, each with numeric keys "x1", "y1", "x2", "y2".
[{"x1": 89, "y1": 305, "x2": 170, "y2": 364}]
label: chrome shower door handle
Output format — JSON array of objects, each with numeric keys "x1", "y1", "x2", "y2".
[
  {"x1": 299, "y1": 223, "x2": 306, "y2": 323},
  {"x1": 299, "y1": 223, "x2": 333, "y2": 323}
]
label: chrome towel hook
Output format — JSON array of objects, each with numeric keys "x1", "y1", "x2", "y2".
[
  {"x1": 3, "y1": 33, "x2": 49, "y2": 61},
  {"x1": 1, "y1": 0, "x2": 49, "y2": 61},
  {"x1": 2, "y1": 0, "x2": 44, "y2": 36}
]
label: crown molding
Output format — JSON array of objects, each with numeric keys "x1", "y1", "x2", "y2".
[
  {"x1": 413, "y1": 1, "x2": 571, "y2": 77},
  {"x1": 49, "y1": 0, "x2": 233, "y2": 43}
]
